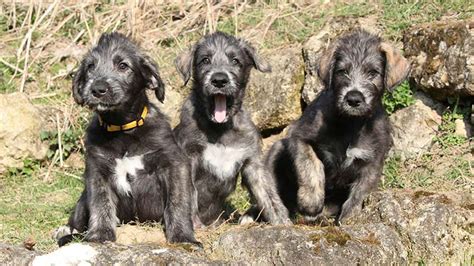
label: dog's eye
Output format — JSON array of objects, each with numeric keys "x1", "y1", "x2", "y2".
[
  {"x1": 118, "y1": 62, "x2": 129, "y2": 71},
  {"x1": 336, "y1": 69, "x2": 348, "y2": 76},
  {"x1": 87, "y1": 63, "x2": 95, "y2": 71},
  {"x1": 202, "y1": 58, "x2": 211, "y2": 65},
  {"x1": 368, "y1": 70, "x2": 379, "y2": 78},
  {"x1": 232, "y1": 58, "x2": 240, "y2": 66}
]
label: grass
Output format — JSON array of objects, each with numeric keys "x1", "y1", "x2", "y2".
[
  {"x1": 0, "y1": 160, "x2": 83, "y2": 251},
  {"x1": 0, "y1": 0, "x2": 472, "y2": 253},
  {"x1": 383, "y1": 81, "x2": 415, "y2": 115}
]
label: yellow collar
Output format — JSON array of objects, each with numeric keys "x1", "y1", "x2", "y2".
[{"x1": 98, "y1": 106, "x2": 148, "y2": 132}]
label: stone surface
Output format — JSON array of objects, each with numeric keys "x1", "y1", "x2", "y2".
[
  {"x1": 302, "y1": 16, "x2": 383, "y2": 104},
  {"x1": 244, "y1": 47, "x2": 305, "y2": 131},
  {"x1": 3, "y1": 190, "x2": 471, "y2": 265},
  {"x1": 149, "y1": 88, "x2": 185, "y2": 128},
  {"x1": 390, "y1": 95, "x2": 442, "y2": 158},
  {"x1": 0, "y1": 93, "x2": 48, "y2": 173},
  {"x1": 403, "y1": 19, "x2": 474, "y2": 100},
  {"x1": 0, "y1": 243, "x2": 39, "y2": 265}
]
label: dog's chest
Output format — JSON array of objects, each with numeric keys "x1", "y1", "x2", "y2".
[
  {"x1": 321, "y1": 145, "x2": 374, "y2": 170},
  {"x1": 201, "y1": 143, "x2": 248, "y2": 180},
  {"x1": 113, "y1": 154, "x2": 144, "y2": 196}
]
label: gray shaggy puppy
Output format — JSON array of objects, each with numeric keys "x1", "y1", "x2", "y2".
[
  {"x1": 266, "y1": 30, "x2": 410, "y2": 224},
  {"x1": 174, "y1": 31, "x2": 291, "y2": 227},
  {"x1": 57, "y1": 32, "x2": 199, "y2": 246}
]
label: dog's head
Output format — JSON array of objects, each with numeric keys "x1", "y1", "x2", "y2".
[
  {"x1": 72, "y1": 32, "x2": 164, "y2": 112},
  {"x1": 175, "y1": 31, "x2": 271, "y2": 124},
  {"x1": 317, "y1": 30, "x2": 410, "y2": 117}
]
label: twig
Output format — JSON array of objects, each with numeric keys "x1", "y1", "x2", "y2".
[
  {"x1": 18, "y1": 1, "x2": 59, "y2": 92},
  {"x1": 44, "y1": 150, "x2": 59, "y2": 182},
  {"x1": 56, "y1": 113, "x2": 64, "y2": 167},
  {"x1": 0, "y1": 57, "x2": 24, "y2": 74},
  {"x1": 53, "y1": 170, "x2": 82, "y2": 181}
]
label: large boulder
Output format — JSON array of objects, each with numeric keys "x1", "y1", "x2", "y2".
[
  {"x1": 8, "y1": 190, "x2": 470, "y2": 264},
  {"x1": 389, "y1": 93, "x2": 442, "y2": 159},
  {"x1": 244, "y1": 47, "x2": 305, "y2": 131},
  {"x1": 0, "y1": 93, "x2": 48, "y2": 173},
  {"x1": 403, "y1": 19, "x2": 474, "y2": 100}
]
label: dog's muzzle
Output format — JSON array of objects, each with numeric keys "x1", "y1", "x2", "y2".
[
  {"x1": 344, "y1": 90, "x2": 365, "y2": 108},
  {"x1": 207, "y1": 72, "x2": 236, "y2": 124},
  {"x1": 91, "y1": 80, "x2": 110, "y2": 98}
]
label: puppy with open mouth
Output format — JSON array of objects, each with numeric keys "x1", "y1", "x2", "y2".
[
  {"x1": 174, "y1": 31, "x2": 291, "y2": 227},
  {"x1": 56, "y1": 32, "x2": 199, "y2": 246}
]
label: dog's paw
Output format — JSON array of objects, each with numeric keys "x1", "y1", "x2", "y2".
[
  {"x1": 239, "y1": 214, "x2": 256, "y2": 225},
  {"x1": 337, "y1": 202, "x2": 362, "y2": 225},
  {"x1": 52, "y1": 225, "x2": 79, "y2": 241},
  {"x1": 84, "y1": 228, "x2": 116, "y2": 243},
  {"x1": 168, "y1": 232, "x2": 202, "y2": 248}
]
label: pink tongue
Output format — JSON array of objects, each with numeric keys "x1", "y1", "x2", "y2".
[{"x1": 214, "y1": 95, "x2": 227, "y2": 123}]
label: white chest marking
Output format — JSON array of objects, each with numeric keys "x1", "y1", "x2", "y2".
[
  {"x1": 343, "y1": 147, "x2": 374, "y2": 168},
  {"x1": 114, "y1": 155, "x2": 144, "y2": 196},
  {"x1": 202, "y1": 144, "x2": 248, "y2": 180}
]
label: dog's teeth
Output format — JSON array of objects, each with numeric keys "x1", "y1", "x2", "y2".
[{"x1": 214, "y1": 95, "x2": 227, "y2": 123}]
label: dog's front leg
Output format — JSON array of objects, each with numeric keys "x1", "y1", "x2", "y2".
[
  {"x1": 190, "y1": 157, "x2": 204, "y2": 229},
  {"x1": 84, "y1": 163, "x2": 118, "y2": 243},
  {"x1": 337, "y1": 165, "x2": 380, "y2": 224},
  {"x1": 291, "y1": 139, "x2": 326, "y2": 218},
  {"x1": 241, "y1": 155, "x2": 291, "y2": 225},
  {"x1": 163, "y1": 162, "x2": 201, "y2": 246}
]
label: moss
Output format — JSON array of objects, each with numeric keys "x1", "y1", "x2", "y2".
[
  {"x1": 413, "y1": 190, "x2": 436, "y2": 199},
  {"x1": 310, "y1": 226, "x2": 352, "y2": 246}
]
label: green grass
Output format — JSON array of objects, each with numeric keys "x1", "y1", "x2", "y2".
[
  {"x1": 383, "y1": 81, "x2": 415, "y2": 114},
  {"x1": 381, "y1": 0, "x2": 474, "y2": 39},
  {"x1": 0, "y1": 160, "x2": 83, "y2": 251},
  {"x1": 434, "y1": 100, "x2": 469, "y2": 148}
]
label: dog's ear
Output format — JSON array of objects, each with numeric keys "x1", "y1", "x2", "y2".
[
  {"x1": 239, "y1": 40, "x2": 271, "y2": 73},
  {"x1": 141, "y1": 55, "x2": 165, "y2": 103},
  {"x1": 317, "y1": 45, "x2": 337, "y2": 88},
  {"x1": 72, "y1": 63, "x2": 86, "y2": 105},
  {"x1": 175, "y1": 46, "x2": 195, "y2": 86},
  {"x1": 380, "y1": 42, "x2": 410, "y2": 91}
]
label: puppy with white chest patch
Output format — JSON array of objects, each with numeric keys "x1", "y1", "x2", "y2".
[
  {"x1": 266, "y1": 30, "x2": 410, "y2": 223},
  {"x1": 57, "y1": 32, "x2": 199, "y2": 246},
  {"x1": 174, "y1": 31, "x2": 291, "y2": 226}
]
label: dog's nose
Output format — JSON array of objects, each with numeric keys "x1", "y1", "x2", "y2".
[
  {"x1": 345, "y1": 91, "x2": 364, "y2": 107},
  {"x1": 91, "y1": 80, "x2": 109, "y2": 98},
  {"x1": 211, "y1": 73, "x2": 229, "y2": 88}
]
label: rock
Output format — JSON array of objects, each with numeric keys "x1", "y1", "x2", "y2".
[
  {"x1": 2, "y1": 190, "x2": 471, "y2": 264},
  {"x1": 454, "y1": 119, "x2": 469, "y2": 138},
  {"x1": 149, "y1": 88, "x2": 185, "y2": 128},
  {"x1": 0, "y1": 93, "x2": 48, "y2": 173},
  {"x1": 403, "y1": 19, "x2": 474, "y2": 100},
  {"x1": 212, "y1": 190, "x2": 472, "y2": 264},
  {"x1": 31, "y1": 243, "x2": 214, "y2": 265},
  {"x1": 302, "y1": 16, "x2": 383, "y2": 104},
  {"x1": 390, "y1": 97, "x2": 442, "y2": 159},
  {"x1": 244, "y1": 47, "x2": 304, "y2": 131},
  {"x1": 0, "y1": 243, "x2": 39, "y2": 265},
  {"x1": 354, "y1": 190, "x2": 473, "y2": 264}
]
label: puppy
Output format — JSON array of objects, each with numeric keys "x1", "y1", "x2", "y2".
[
  {"x1": 174, "y1": 31, "x2": 290, "y2": 226},
  {"x1": 266, "y1": 30, "x2": 410, "y2": 223},
  {"x1": 57, "y1": 32, "x2": 198, "y2": 246}
]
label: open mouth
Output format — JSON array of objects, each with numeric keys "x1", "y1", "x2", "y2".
[{"x1": 210, "y1": 94, "x2": 234, "y2": 123}]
